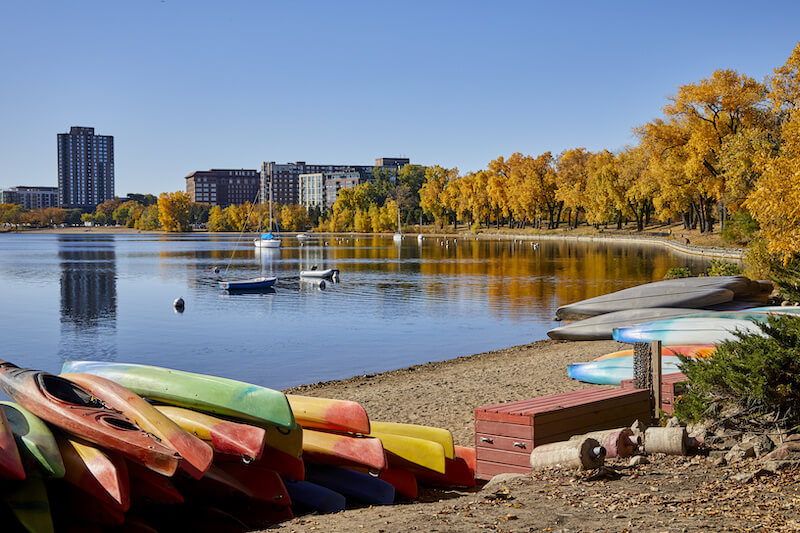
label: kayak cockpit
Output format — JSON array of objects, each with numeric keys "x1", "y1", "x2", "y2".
[{"x1": 36, "y1": 373, "x2": 107, "y2": 409}]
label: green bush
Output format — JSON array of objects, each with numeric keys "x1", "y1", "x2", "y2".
[
  {"x1": 706, "y1": 259, "x2": 741, "y2": 277},
  {"x1": 664, "y1": 267, "x2": 693, "y2": 279},
  {"x1": 675, "y1": 315, "x2": 800, "y2": 428},
  {"x1": 771, "y1": 256, "x2": 800, "y2": 303},
  {"x1": 742, "y1": 237, "x2": 776, "y2": 281},
  {"x1": 721, "y1": 210, "x2": 760, "y2": 244}
]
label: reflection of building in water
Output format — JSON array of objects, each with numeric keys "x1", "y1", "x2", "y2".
[{"x1": 58, "y1": 237, "x2": 118, "y2": 361}]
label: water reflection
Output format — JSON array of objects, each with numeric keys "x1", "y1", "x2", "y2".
[{"x1": 58, "y1": 235, "x2": 117, "y2": 361}]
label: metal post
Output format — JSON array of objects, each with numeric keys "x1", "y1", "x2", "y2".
[{"x1": 651, "y1": 340, "x2": 662, "y2": 419}]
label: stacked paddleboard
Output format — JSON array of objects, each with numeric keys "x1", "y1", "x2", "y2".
[{"x1": 0, "y1": 359, "x2": 475, "y2": 532}]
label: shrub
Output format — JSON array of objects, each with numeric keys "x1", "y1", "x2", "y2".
[
  {"x1": 706, "y1": 259, "x2": 741, "y2": 277},
  {"x1": 721, "y1": 210, "x2": 760, "y2": 244},
  {"x1": 675, "y1": 315, "x2": 800, "y2": 429},
  {"x1": 664, "y1": 267, "x2": 693, "y2": 279},
  {"x1": 770, "y1": 256, "x2": 800, "y2": 302},
  {"x1": 742, "y1": 237, "x2": 777, "y2": 280}
]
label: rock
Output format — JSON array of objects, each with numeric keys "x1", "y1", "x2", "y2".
[
  {"x1": 742, "y1": 433, "x2": 775, "y2": 457},
  {"x1": 763, "y1": 460, "x2": 793, "y2": 473},
  {"x1": 713, "y1": 456, "x2": 727, "y2": 467},
  {"x1": 665, "y1": 417, "x2": 683, "y2": 428},
  {"x1": 628, "y1": 455, "x2": 649, "y2": 466},
  {"x1": 732, "y1": 468, "x2": 771, "y2": 484},
  {"x1": 786, "y1": 433, "x2": 800, "y2": 442},
  {"x1": 725, "y1": 443, "x2": 755, "y2": 463},
  {"x1": 481, "y1": 473, "x2": 526, "y2": 492},
  {"x1": 704, "y1": 434, "x2": 740, "y2": 449},
  {"x1": 708, "y1": 450, "x2": 728, "y2": 459}
]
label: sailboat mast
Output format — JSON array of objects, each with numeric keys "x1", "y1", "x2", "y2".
[{"x1": 269, "y1": 176, "x2": 273, "y2": 233}]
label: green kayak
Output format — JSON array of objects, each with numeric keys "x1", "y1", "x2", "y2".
[
  {"x1": 60, "y1": 361, "x2": 296, "y2": 430},
  {"x1": 0, "y1": 402, "x2": 65, "y2": 478},
  {"x1": 1, "y1": 476, "x2": 54, "y2": 533}
]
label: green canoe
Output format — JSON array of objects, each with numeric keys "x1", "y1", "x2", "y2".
[
  {"x1": 0, "y1": 402, "x2": 65, "y2": 478},
  {"x1": 60, "y1": 361, "x2": 296, "y2": 430}
]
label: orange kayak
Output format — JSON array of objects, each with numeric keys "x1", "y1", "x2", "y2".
[
  {"x1": 63, "y1": 373, "x2": 213, "y2": 479},
  {"x1": 376, "y1": 467, "x2": 418, "y2": 499},
  {"x1": 287, "y1": 394, "x2": 370, "y2": 434},
  {"x1": 410, "y1": 445, "x2": 476, "y2": 488},
  {"x1": 57, "y1": 434, "x2": 130, "y2": 511},
  {"x1": 0, "y1": 361, "x2": 180, "y2": 477},
  {"x1": 302, "y1": 428, "x2": 386, "y2": 471},
  {"x1": 0, "y1": 404, "x2": 25, "y2": 480},
  {"x1": 594, "y1": 344, "x2": 715, "y2": 361},
  {"x1": 154, "y1": 404, "x2": 265, "y2": 461}
]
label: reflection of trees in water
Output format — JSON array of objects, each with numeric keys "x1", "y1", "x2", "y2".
[{"x1": 57, "y1": 237, "x2": 117, "y2": 362}]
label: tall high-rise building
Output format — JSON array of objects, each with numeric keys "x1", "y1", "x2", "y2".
[{"x1": 57, "y1": 126, "x2": 115, "y2": 210}]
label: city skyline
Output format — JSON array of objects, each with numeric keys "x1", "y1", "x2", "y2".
[{"x1": 1, "y1": 1, "x2": 800, "y2": 196}]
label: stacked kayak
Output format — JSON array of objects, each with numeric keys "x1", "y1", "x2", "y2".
[{"x1": 0, "y1": 359, "x2": 476, "y2": 532}]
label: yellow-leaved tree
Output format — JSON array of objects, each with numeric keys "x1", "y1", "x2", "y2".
[
  {"x1": 157, "y1": 191, "x2": 192, "y2": 232},
  {"x1": 419, "y1": 165, "x2": 458, "y2": 228}
]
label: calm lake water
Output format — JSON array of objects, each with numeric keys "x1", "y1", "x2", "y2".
[{"x1": 0, "y1": 233, "x2": 711, "y2": 390}]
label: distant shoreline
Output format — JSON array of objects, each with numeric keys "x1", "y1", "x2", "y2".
[{"x1": 6, "y1": 224, "x2": 743, "y2": 260}]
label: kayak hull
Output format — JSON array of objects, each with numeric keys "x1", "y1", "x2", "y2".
[
  {"x1": 287, "y1": 394, "x2": 370, "y2": 434},
  {"x1": 0, "y1": 401, "x2": 64, "y2": 478}
]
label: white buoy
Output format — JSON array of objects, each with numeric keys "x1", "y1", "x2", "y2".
[
  {"x1": 644, "y1": 427, "x2": 688, "y2": 455},
  {"x1": 173, "y1": 297, "x2": 185, "y2": 312},
  {"x1": 212, "y1": 267, "x2": 220, "y2": 274},
  {"x1": 530, "y1": 437, "x2": 605, "y2": 470}
]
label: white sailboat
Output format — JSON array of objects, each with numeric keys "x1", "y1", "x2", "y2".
[
  {"x1": 393, "y1": 205, "x2": 402, "y2": 243},
  {"x1": 254, "y1": 175, "x2": 281, "y2": 248}
]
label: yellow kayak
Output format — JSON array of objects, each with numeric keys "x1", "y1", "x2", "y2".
[
  {"x1": 264, "y1": 424, "x2": 303, "y2": 458},
  {"x1": 370, "y1": 421, "x2": 455, "y2": 460},
  {"x1": 371, "y1": 432, "x2": 446, "y2": 474}
]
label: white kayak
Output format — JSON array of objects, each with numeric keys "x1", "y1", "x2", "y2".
[
  {"x1": 300, "y1": 268, "x2": 339, "y2": 279},
  {"x1": 547, "y1": 308, "x2": 702, "y2": 341}
]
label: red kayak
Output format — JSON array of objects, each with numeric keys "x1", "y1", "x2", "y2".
[
  {"x1": 63, "y1": 372, "x2": 213, "y2": 479},
  {"x1": 127, "y1": 461, "x2": 184, "y2": 505},
  {"x1": 57, "y1": 433, "x2": 130, "y2": 511},
  {"x1": 0, "y1": 405, "x2": 25, "y2": 480},
  {"x1": 0, "y1": 361, "x2": 181, "y2": 477}
]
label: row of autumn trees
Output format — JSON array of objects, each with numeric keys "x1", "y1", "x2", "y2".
[{"x1": 409, "y1": 43, "x2": 800, "y2": 260}]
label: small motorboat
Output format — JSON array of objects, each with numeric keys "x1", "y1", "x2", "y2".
[
  {"x1": 219, "y1": 277, "x2": 277, "y2": 291},
  {"x1": 299, "y1": 267, "x2": 339, "y2": 279},
  {"x1": 296, "y1": 233, "x2": 309, "y2": 240}
]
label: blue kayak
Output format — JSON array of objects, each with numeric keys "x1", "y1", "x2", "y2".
[{"x1": 305, "y1": 464, "x2": 395, "y2": 505}]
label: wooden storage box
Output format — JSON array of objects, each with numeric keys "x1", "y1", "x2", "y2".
[
  {"x1": 620, "y1": 372, "x2": 688, "y2": 414},
  {"x1": 474, "y1": 387, "x2": 650, "y2": 480}
]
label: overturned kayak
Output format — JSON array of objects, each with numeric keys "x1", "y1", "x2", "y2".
[
  {"x1": 299, "y1": 268, "x2": 339, "y2": 279},
  {"x1": 0, "y1": 401, "x2": 64, "y2": 478},
  {"x1": 302, "y1": 428, "x2": 386, "y2": 471},
  {"x1": 547, "y1": 308, "x2": 702, "y2": 341},
  {"x1": 57, "y1": 434, "x2": 131, "y2": 511},
  {"x1": 613, "y1": 316, "x2": 769, "y2": 345},
  {"x1": 0, "y1": 361, "x2": 180, "y2": 477},
  {"x1": 369, "y1": 421, "x2": 455, "y2": 460},
  {"x1": 154, "y1": 404, "x2": 266, "y2": 461},
  {"x1": 593, "y1": 345, "x2": 715, "y2": 362},
  {"x1": 568, "y1": 355, "x2": 687, "y2": 385},
  {"x1": 305, "y1": 464, "x2": 395, "y2": 505},
  {"x1": 62, "y1": 373, "x2": 213, "y2": 479},
  {"x1": 287, "y1": 394, "x2": 370, "y2": 434},
  {"x1": 60, "y1": 361, "x2": 295, "y2": 430},
  {"x1": 555, "y1": 276, "x2": 758, "y2": 320}
]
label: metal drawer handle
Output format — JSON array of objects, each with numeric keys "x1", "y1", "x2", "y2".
[
  {"x1": 513, "y1": 442, "x2": 526, "y2": 449},
  {"x1": 480, "y1": 437, "x2": 494, "y2": 444}
]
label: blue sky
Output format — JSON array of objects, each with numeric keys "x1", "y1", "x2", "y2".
[{"x1": 1, "y1": 1, "x2": 799, "y2": 196}]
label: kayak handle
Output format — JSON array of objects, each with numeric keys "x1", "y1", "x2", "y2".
[
  {"x1": 513, "y1": 442, "x2": 526, "y2": 449},
  {"x1": 480, "y1": 437, "x2": 493, "y2": 444}
]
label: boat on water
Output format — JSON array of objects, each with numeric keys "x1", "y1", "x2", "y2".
[
  {"x1": 299, "y1": 267, "x2": 339, "y2": 279},
  {"x1": 254, "y1": 176, "x2": 281, "y2": 248},
  {"x1": 219, "y1": 276, "x2": 277, "y2": 291},
  {"x1": 393, "y1": 204, "x2": 402, "y2": 242}
]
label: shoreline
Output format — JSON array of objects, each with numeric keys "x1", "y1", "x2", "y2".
[{"x1": 9, "y1": 224, "x2": 743, "y2": 260}]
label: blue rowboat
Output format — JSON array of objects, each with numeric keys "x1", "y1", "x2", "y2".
[{"x1": 219, "y1": 276, "x2": 276, "y2": 290}]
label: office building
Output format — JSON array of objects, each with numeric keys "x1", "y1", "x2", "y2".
[
  {"x1": 260, "y1": 157, "x2": 409, "y2": 206},
  {"x1": 57, "y1": 126, "x2": 114, "y2": 210},
  {"x1": 185, "y1": 169, "x2": 260, "y2": 207},
  {"x1": 0, "y1": 186, "x2": 58, "y2": 210},
  {"x1": 299, "y1": 171, "x2": 362, "y2": 209}
]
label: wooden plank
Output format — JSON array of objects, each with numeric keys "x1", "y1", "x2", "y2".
[
  {"x1": 477, "y1": 387, "x2": 623, "y2": 415},
  {"x1": 517, "y1": 389, "x2": 648, "y2": 418},
  {"x1": 475, "y1": 433, "x2": 533, "y2": 454},
  {"x1": 474, "y1": 420, "x2": 534, "y2": 440},
  {"x1": 475, "y1": 447, "x2": 531, "y2": 468},
  {"x1": 476, "y1": 460, "x2": 531, "y2": 480},
  {"x1": 474, "y1": 409, "x2": 533, "y2": 425},
  {"x1": 531, "y1": 391, "x2": 650, "y2": 425}
]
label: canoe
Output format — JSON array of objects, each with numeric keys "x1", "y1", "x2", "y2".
[
  {"x1": 554, "y1": 276, "x2": 757, "y2": 320},
  {"x1": 284, "y1": 480, "x2": 346, "y2": 514},
  {"x1": 1, "y1": 477, "x2": 54, "y2": 533},
  {"x1": 57, "y1": 434, "x2": 130, "y2": 511},
  {"x1": 219, "y1": 276, "x2": 277, "y2": 290},
  {"x1": 299, "y1": 268, "x2": 339, "y2": 279},
  {"x1": 373, "y1": 432, "x2": 446, "y2": 473},
  {"x1": 593, "y1": 345, "x2": 716, "y2": 361},
  {"x1": 547, "y1": 308, "x2": 702, "y2": 341},
  {"x1": 370, "y1": 420, "x2": 455, "y2": 459},
  {"x1": 154, "y1": 404, "x2": 266, "y2": 461},
  {"x1": 287, "y1": 394, "x2": 370, "y2": 434},
  {"x1": 215, "y1": 463, "x2": 290, "y2": 505},
  {"x1": 568, "y1": 355, "x2": 687, "y2": 385},
  {"x1": 60, "y1": 360, "x2": 295, "y2": 430},
  {"x1": 264, "y1": 424, "x2": 303, "y2": 458},
  {"x1": 305, "y1": 464, "x2": 395, "y2": 505},
  {"x1": 302, "y1": 428, "x2": 386, "y2": 471},
  {"x1": 0, "y1": 361, "x2": 180, "y2": 477},
  {"x1": 612, "y1": 317, "x2": 769, "y2": 345},
  {"x1": 127, "y1": 461, "x2": 184, "y2": 505},
  {"x1": 0, "y1": 400, "x2": 25, "y2": 480},
  {"x1": 0, "y1": 401, "x2": 64, "y2": 478},
  {"x1": 63, "y1": 372, "x2": 213, "y2": 479}
]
